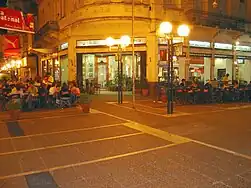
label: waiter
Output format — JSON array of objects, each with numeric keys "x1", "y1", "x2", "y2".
[{"x1": 43, "y1": 73, "x2": 54, "y2": 90}]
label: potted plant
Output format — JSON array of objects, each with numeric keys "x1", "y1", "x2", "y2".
[
  {"x1": 135, "y1": 80, "x2": 141, "y2": 94},
  {"x1": 160, "y1": 87, "x2": 167, "y2": 103},
  {"x1": 79, "y1": 93, "x2": 91, "y2": 113},
  {"x1": 141, "y1": 80, "x2": 149, "y2": 97}
]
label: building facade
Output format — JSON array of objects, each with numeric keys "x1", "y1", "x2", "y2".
[
  {"x1": 35, "y1": 0, "x2": 251, "y2": 94},
  {"x1": 0, "y1": 0, "x2": 38, "y2": 79}
]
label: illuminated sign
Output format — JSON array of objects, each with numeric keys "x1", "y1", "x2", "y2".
[
  {"x1": 60, "y1": 42, "x2": 68, "y2": 50},
  {"x1": 77, "y1": 38, "x2": 146, "y2": 47},
  {"x1": 0, "y1": 8, "x2": 34, "y2": 34},
  {"x1": 158, "y1": 37, "x2": 183, "y2": 44},
  {"x1": 236, "y1": 45, "x2": 251, "y2": 52},
  {"x1": 189, "y1": 41, "x2": 211, "y2": 48},
  {"x1": 237, "y1": 59, "x2": 244, "y2": 64},
  {"x1": 214, "y1": 43, "x2": 232, "y2": 50}
]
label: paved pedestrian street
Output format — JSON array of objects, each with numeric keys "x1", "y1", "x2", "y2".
[{"x1": 0, "y1": 102, "x2": 251, "y2": 187}]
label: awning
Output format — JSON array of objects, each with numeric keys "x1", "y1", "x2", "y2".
[
  {"x1": 29, "y1": 48, "x2": 55, "y2": 54},
  {"x1": 190, "y1": 26, "x2": 241, "y2": 43}
]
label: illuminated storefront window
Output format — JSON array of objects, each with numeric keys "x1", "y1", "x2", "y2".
[
  {"x1": 81, "y1": 53, "x2": 141, "y2": 88},
  {"x1": 214, "y1": 43, "x2": 232, "y2": 50}
]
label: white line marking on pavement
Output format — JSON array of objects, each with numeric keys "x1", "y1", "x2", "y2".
[
  {"x1": 131, "y1": 102, "x2": 188, "y2": 115},
  {"x1": 93, "y1": 109, "x2": 190, "y2": 144},
  {"x1": 0, "y1": 132, "x2": 144, "y2": 156},
  {"x1": 95, "y1": 109, "x2": 251, "y2": 162},
  {"x1": 106, "y1": 101, "x2": 129, "y2": 104},
  {"x1": 124, "y1": 122, "x2": 190, "y2": 144},
  {"x1": 109, "y1": 102, "x2": 190, "y2": 118},
  {"x1": 0, "y1": 108, "x2": 101, "y2": 123},
  {"x1": 0, "y1": 123, "x2": 124, "y2": 141},
  {"x1": 191, "y1": 139, "x2": 251, "y2": 161},
  {"x1": 0, "y1": 142, "x2": 182, "y2": 180}
]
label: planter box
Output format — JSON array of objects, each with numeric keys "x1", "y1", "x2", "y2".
[
  {"x1": 80, "y1": 103, "x2": 90, "y2": 113},
  {"x1": 135, "y1": 88, "x2": 141, "y2": 94},
  {"x1": 161, "y1": 94, "x2": 167, "y2": 103},
  {"x1": 142, "y1": 89, "x2": 149, "y2": 97}
]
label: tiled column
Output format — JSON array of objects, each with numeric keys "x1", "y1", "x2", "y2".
[
  {"x1": 68, "y1": 38, "x2": 76, "y2": 82},
  {"x1": 226, "y1": 59, "x2": 233, "y2": 81},
  {"x1": 146, "y1": 34, "x2": 158, "y2": 97},
  {"x1": 178, "y1": 57, "x2": 186, "y2": 80},
  {"x1": 243, "y1": 60, "x2": 251, "y2": 83},
  {"x1": 204, "y1": 57, "x2": 211, "y2": 83}
]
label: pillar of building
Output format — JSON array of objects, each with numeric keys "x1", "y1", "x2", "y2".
[
  {"x1": 146, "y1": 34, "x2": 158, "y2": 97},
  {"x1": 243, "y1": 60, "x2": 251, "y2": 83},
  {"x1": 182, "y1": 37, "x2": 190, "y2": 81},
  {"x1": 226, "y1": 59, "x2": 233, "y2": 81},
  {"x1": 210, "y1": 42, "x2": 215, "y2": 80},
  {"x1": 68, "y1": 37, "x2": 76, "y2": 82},
  {"x1": 204, "y1": 57, "x2": 211, "y2": 83},
  {"x1": 178, "y1": 57, "x2": 186, "y2": 80}
]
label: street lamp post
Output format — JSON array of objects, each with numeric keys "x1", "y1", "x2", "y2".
[
  {"x1": 159, "y1": 22, "x2": 190, "y2": 114},
  {"x1": 106, "y1": 35, "x2": 130, "y2": 104}
]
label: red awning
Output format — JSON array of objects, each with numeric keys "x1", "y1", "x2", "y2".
[{"x1": 4, "y1": 49, "x2": 21, "y2": 57}]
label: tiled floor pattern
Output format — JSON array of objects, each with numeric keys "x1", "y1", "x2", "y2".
[{"x1": 0, "y1": 109, "x2": 250, "y2": 187}]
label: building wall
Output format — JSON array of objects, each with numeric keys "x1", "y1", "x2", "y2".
[
  {"x1": 182, "y1": 0, "x2": 247, "y2": 20},
  {"x1": 3, "y1": 0, "x2": 38, "y2": 78},
  {"x1": 36, "y1": 0, "x2": 251, "y2": 94}
]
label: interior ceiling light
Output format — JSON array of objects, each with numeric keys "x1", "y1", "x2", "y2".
[{"x1": 212, "y1": 0, "x2": 218, "y2": 8}]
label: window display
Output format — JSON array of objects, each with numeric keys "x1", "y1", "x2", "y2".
[{"x1": 82, "y1": 55, "x2": 95, "y2": 80}]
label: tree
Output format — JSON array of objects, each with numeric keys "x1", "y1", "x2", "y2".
[
  {"x1": 0, "y1": 0, "x2": 8, "y2": 35},
  {"x1": 0, "y1": 0, "x2": 7, "y2": 7}
]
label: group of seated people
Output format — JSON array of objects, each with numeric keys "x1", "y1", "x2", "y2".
[
  {"x1": 156, "y1": 77, "x2": 251, "y2": 104},
  {"x1": 174, "y1": 78, "x2": 251, "y2": 103},
  {"x1": 0, "y1": 78, "x2": 80, "y2": 111}
]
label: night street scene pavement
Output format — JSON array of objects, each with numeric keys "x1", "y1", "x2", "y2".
[{"x1": 0, "y1": 95, "x2": 251, "y2": 188}]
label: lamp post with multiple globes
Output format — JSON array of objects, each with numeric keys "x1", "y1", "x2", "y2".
[
  {"x1": 159, "y1": 22, "x2": 190, "y2": 114},
  {"x1": 106, "y1": 35, "x2": 131, "y2": 104}
]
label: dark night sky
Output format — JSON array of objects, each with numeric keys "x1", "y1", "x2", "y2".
[{"x1": 8, "y1": 0, "x2": 38, "y2": 15}]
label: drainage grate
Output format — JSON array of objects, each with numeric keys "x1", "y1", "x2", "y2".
[
  {"x1": 6, "y1": 121, "x2": 25, "y2": 137},
  {"x1": 25, "y1": 172, "x2": 58, "y2": 188}
]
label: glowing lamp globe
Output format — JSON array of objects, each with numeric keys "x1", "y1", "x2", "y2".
[
  {"x1": 177, "y1": 24, "x2": 190, "y2": 37},
  {"x1": 159, "y1": 22, "x2": 173, "y2": 35},
  {"x1": 120, "y1": 35, "x2": 131, "y2": 47},
  {"x1": 105, "y1": 37, "x2": 115, "y2": 47}
]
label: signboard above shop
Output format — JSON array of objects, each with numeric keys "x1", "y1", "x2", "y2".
[
  {"x1": 214, "y1": 43, "x2": 232, "y2": 50},
  {"x1": 0, "y1": 8, "x2": 34, "y2": 34},
  {"x1": 76, "y1": 38, "x2": 146, "y2": 47},
  {"x1": 189, "y1": 41, "x2": 211, "y2": 48}
]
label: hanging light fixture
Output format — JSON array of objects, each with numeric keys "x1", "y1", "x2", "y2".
[{"x1": 212, "y1": 0, "x2": 218, "y2": 8}]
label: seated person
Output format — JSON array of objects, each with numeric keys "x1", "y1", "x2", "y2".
[
  {"x1": 38, "y1": 83, "x2": 48, "y2": 108},
  {"x1": 26, "y1": 82, "x2": 38, "y2": 109},
  {"x1": 48, "y1": 83, "x2": 57, "y2": 106},
  {"x1": 49, "y1": 83, "x2": 57, "y2": 96},
  {"x1": 70, "y1": 83, "x2": 80, "y2": 103},
  {"x1": 233, "y1": 80, "x2": 239, "y2": 89},
  {"x1": 28, "y1": 82, "x2": 38, "y2": 96},
  {"x1": 7, "y1": 85, "x2": 22, "y2": 119},
  {"x1": 60, "y1": 83, "x2": 70, "y2": 97}
]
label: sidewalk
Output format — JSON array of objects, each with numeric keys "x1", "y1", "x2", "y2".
[{"x1": 0, "y1": 94, "x2": 251, "y2": 187}]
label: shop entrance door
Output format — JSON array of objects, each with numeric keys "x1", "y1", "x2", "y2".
[
  {"x1": 60, "y1": 55, "x2": 68, "y2": 84},
  {"x1": 98, "y1": 64, "x2": 107, "y2": 87},
  {"x1": 217, "y1": 69, "x2": 226, "y2": 80},
  {"x1": 96, "y1": 56, "x2": 108, "y2": 88}
]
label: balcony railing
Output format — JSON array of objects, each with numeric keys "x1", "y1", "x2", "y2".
[
  {"x1": 185, "y1": 9, "x2": 250, "y2": 32},
  {"x1": 35, "y1": 21, "x2": 59, "y2": 41}
]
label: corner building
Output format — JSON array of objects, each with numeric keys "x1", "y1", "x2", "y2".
[{"x1": 36, "y1": 0, "x2": 251, "y2": 95}]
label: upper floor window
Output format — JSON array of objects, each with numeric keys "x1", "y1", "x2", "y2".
[
  {"x1": 164, "y1": 0, "x2": 180, "y2": 9},
  {"x1": 201, "y1": 0, "x2": 208, "y2": 12},
  {"x1": 240, "y1": 0, "x2": 244, "y2": 3}
]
